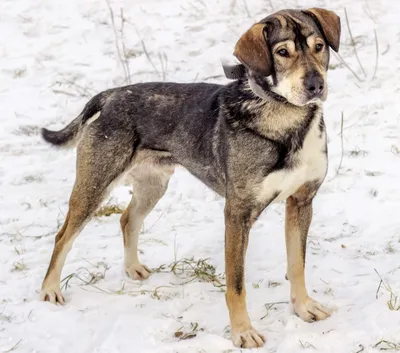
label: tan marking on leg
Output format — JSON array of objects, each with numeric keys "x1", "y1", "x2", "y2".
[
  {"x1": 285, "y1": 182, "x2": 330, "y2": 322},
  {"x1": 41, "y1": 132, "x2": 134, "y2": 304},
  {"x1": 225, "y1": 201, "x2": 265, "y2": 348},
  {"x1": 41, "y1": 193, "x2": 94, "y2": 304}
]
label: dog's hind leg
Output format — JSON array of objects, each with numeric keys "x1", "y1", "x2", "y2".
[
  {"x1": 40, "y1": 128, "x2": 135, "y2": 304},
  {"x1": 120, "y1": 165, "x2": 174, "y2": 280}
]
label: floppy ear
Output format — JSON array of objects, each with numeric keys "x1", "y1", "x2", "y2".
[
  {"x1": 234, "y1": 23, "x2": 272, "y2": 77},
  {"x1": 305, "y1": 8, "x2": 341, "y2": 52}
]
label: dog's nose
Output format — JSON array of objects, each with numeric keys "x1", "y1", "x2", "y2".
[{"x1": 304, "y1": 73, "x2": 324, "y2": 98}]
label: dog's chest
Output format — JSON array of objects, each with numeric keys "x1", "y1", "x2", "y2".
[{"x1": 256, "y1": 116, "x2": 327, "y2": 204}]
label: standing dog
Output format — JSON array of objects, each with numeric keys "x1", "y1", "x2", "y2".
[{"x1": 40, "y1": 8, "x2": 340, "y2": 348}]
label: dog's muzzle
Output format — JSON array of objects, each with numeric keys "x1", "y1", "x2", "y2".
[{"x1": 304, "y1": 72, "x2": 324, "y2": 100}]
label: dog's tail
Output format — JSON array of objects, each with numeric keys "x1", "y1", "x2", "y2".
[{"x1": 41, "y1": 91, "x2": 110, "y2": 148}]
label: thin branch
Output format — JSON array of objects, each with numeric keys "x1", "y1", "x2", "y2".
[
  {"x1": 333, "y1": 52, "x2": 364, "y2": 82},
  {"x1": 372, "y1": 29, "x2": 379, "y2": 80},
  {"x1": 242, "y1": 0, "x2": 251, "y2": 18},
  {"x1": 120, "y1": 9, "x2": 131, "y2": 83},
  {"x1": 105, "y1": 0, "x2": 130, "y2": 83},
  {"x1": 336, "y1": 112, "x2": 344, "y2": 174},
  {"x1": 344, "y1": 8, "x2": 367, "y2": 78},
  {"x1": 4, "y1": 339, "x2": 22, "y2": 353}
]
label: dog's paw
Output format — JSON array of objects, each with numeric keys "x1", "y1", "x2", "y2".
[
  {"x1": 232, "y1": 327, "x2": 266, "y2": 348},
  {"x1": 293, "y1": 296, "x2": 330, "y2": 322},
  {"x1": 125, "y1": 263, "x2": 151, "y2": 280},
  {"x1": 40, "y1": 285, "x2": 65, "y2": 305}
]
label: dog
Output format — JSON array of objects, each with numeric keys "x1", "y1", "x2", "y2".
[{"x1": 40, "y1": 8, "x2": 340, "y2": 348}]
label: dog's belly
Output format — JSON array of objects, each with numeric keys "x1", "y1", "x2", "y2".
[{"x1": 255, "y1": 117, "x2": 327, "y2": 204}]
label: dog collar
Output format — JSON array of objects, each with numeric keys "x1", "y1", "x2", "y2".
[{"x1": 222, "y1": 63, "x2": 246, "y2": 80}]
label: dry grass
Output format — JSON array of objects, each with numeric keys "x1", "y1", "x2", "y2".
[
  {"x1": 61, "y1": 261, "x2": 110, "y2": 291},
  {"x1": 299, "y1": 340, "x2": 317, "y2": 349},
  {"x1": 52, "y1": 75, "x2": 95, "y2": 98},
  {"x1": 174, "y1": 322, "x2": 204, "y2": 341},
  {"x1": 375, "y1": 269, "x2": 400, "y2": 311},
  {"x1": 374, "y1": 339, "x2": 400, "y2": 351},
  {"x1": 115, "y1": 284, "x2": 174, "y2": 300},
  {"x1": 268, "y1": 280, "x2": 281, "y2": 288},
  {"x1": 12, "y1": 261, "x2": 27, "y2": 272},
  {"x1": 349, "y1": 148, "x2": 368, "y2": 157},
  {"x1": 3, "y1": 339, "x2": 23, "y2": 353},
  {"x1": 61, "y1": 262, "x2": 174, "y2": 300},
  {"x1": 0, "y1": 304, "x2": 11, "y2": 323},
  {"x1": 94, "y1": 204, "x2": 124, "y2": 217},
  {"x1": 154, "y1": 257, "x2": 225, "y2": 290},
  {"x1": 260, "y1": 301, "x2": 288, "y2": 320}
]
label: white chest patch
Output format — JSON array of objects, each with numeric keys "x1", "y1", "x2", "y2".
[{"x1": 255, "y1": 114, "x2": 327, "y2": 204}]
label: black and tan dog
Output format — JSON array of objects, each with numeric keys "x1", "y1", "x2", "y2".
[{"x1": 40, "y1": 8, "x2": 340, "y2": 348}]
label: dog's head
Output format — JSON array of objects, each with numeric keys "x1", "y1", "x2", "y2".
[{"x1": 234, "y1": 8, "x2": 341, "y2": 106}]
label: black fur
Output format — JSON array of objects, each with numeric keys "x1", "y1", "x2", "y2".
[{"x1": 41, "y1": 91, "x2": 109, "y2": 146}]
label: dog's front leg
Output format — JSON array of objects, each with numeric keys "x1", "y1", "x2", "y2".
[
  {"x1": 224, "y1": 199, "x2": 265, "y2": 348},
  {"x1": 285, "y1": 187, "x2": 330, "y2": 322}
]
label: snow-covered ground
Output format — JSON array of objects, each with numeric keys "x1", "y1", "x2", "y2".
[{"x1": 1, "y1": 0, "x2": 400, "y2": 352}]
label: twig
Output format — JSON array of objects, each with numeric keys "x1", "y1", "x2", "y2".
[
  {"x1": 140, "y1": 40, "x2": 161, "y2": 78},
  {"x1": 242, "y1": 0, "x2": 251, "y2": 18},
  {"x1": 333, "y1": 52, "x2": 364, "y2": 82},
  {"x1": 374, "y1": 268, "x2": 400, "y2": 310},
  {"x1": 336, "y1": 112, "x2": 344, "y2": 174},
  {"x1": 376, "y1": 278, "x2": 383, "y2": 300},
  {"x1": 363, "y1": 0, "x2": 375, "y2": 23},
  {"x1": 261, "y1": 301, "x2": 289, "y2": 320},
  {"x1": 299, "y1": 340, "x2": 317, "y2": 349},
  {"x1": 158, "y1": 52, "x2": 168, "y2": 81},
  {"x1": 105, "y1": 0, "x2": 131, "y2": 83},
  {"x1": 264, "y1": 301, "x2": 289, "y2": 306},
  {"x1": 372, "y1": 29, "x2": 379, "y2": 80},
  {"x1": 355, "y1": 344, "x2": 364, "y2": 353},
  {"x1": 374, "y1": 339, "x2": 400, "y2": 350},
  {"x1": 120, "y1": 9, "x2": 131, "y2": 83},
  {"x1": 144, "y1": 204, "x2": 171, "y2": 234},
  {"x1": 52, "y1": 89, "x2": 78, "y2": 97},
  {"x1": 344, "y1": 8, "x2": 367, "y2": 78},
  {"x1": 4, "y1": 339, "x2": 22, "y2": 352}
]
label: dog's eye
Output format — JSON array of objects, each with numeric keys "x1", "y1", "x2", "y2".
[
  {"x1": 277, "y1": 49, "x2": 289, "y2": 57},
  {"x1": 315, "y1": 43, "x2": 324, "y2": 52}
]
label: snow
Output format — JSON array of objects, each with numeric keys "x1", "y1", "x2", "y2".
[{"x1": 1, "y1": 0, "x2": 400, "y2": 352}]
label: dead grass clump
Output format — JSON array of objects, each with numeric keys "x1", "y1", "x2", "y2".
[
  {"x1": 374, "y1": 339, "x2": 400, "y2": 351},
  {"x1": 174, "y1": 322, "x2": 204, "y2": 340},
  {"x1": 375, "y1": 269, "x2": 400, "y2": 311},
  {"x1": 94, "y1": 204, "x2": 124, "y2": 217},
  {"x1": 12, "y1": 261, "x2": 27, "y2": 272},
  {"x1": 154, "y1": 257, "x2": 225, "y2": 290}
]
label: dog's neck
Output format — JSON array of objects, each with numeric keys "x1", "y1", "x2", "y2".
[
  {"x1": 246, "y1": 73, "x2": 286, "y2": 103},
  {"x1": 237, "y1": 75, "x2": 323, "y2": 141}
]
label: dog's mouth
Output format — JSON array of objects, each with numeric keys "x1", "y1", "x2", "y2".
[{"x1": 269, "y1": 80, "x2": 328, "y2": 107}]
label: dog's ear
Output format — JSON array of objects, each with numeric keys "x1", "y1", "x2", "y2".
[
  {"x1": 234, "y1": 23, "x2": 272, "y2": 77},
  {"x1": 305, "y1": 8, "x2": 341, "y2": 52}
]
